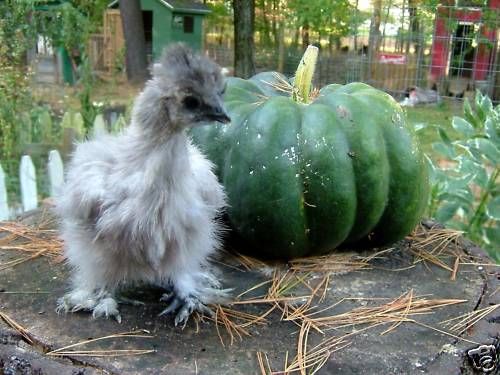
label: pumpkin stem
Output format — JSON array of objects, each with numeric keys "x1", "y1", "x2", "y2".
[{"x1": 293, "y1": 45, "x2": 319, "y2": 104}]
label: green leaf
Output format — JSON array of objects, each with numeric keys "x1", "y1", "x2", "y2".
[
  {"x1": 448, "y1": 220, "x2": 467, "y2": 231},
  {"x1": 480, "y1": 95, "x2": 493, "y2": 119},
  {"x1": 484, "y1": 116, "x2": 500, "y2": 143},
  {"x1": 432, "y1": 142, "x2": 455, "y2": 159},
  {"x1": 457, "y1": 156, "x2": 488, "y2": 188},
  {"x1": 414, "y1": 123, "x2": 428, "y2": 132},
  {"x1": 424, "y1": 155, "x2": 439, "y2": 180},
  {"x1": 438, "y1": 127, "x2": 452, "y2": 145},
  {"x1": 463, "y1": 98, "x2": 479, "y2": 128},
  {"x1": 486, "y1": 196, "x2": 500, "y2": 220},
  {"x1": 468, "y1": 138, "x2": 499, "y2": 164},
  {"x1": 483, "y1": 227, "x2": 500, "y2": 262},
  {"x1": 475, "y1": 90, "x2": 484, "y2": 107},
  {"x1": 475, "y1": 91, "x2": 489, "y2": 123},
  {"x1": 436, "y1": 201, "x2": 460, "y2": 223},
  {"x1": 452, "y1": 116, "x2": 474, "y2": 137},
  {"x1": 439, "y1": 192, "x2": 473, "y2": 210}
]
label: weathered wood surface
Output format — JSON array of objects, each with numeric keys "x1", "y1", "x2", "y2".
[
  {"x1": 47, "y1": 150, "x2": 64, "y2": 198},
  {"x1": 19, "y1": 156, "x2": 38, "y2": 212},
  {"x1": 0, "y1": 210, "x2": 498, "y2": 375}
]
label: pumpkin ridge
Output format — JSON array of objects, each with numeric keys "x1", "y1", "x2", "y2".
[
  {"x1": 315, "y1": 92, "x2": 390, "y2": 242},
  {"x1": 296, "y1": 104, "x2": 311, "y2": 254},
  {"x1": 191, "y1": 74, "x2": 429, "y2": 259},
  {"x1": 350, "y1": 92, "x2": 428, "y2": 244},
  {"x1": 301, "y1": 103, "x2": 357, "y2": 254}
]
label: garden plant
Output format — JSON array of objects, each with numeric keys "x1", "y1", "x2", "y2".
[{"x1": 426, "y1": 91, "x2": 499, "y2": 261}]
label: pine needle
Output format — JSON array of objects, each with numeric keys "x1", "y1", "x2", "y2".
[
  {"x1": 0, "y1": 222, "x2": 63, "y2": 270},
  {"x1": 46, "y1": 330, "x2": 155, "y2": 357},
  {"x1": 0, "y1": 311, "x2": 35, "y2": 344},
  {"x1": 440, "y1": 304, "x2": 500, "y2": 335}
]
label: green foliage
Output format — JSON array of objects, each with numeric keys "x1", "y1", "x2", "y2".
[
  {"x1": 205, "y1": 0, "x2": 233, "y2": 44},
  {"x1": 34, "y1": 2, "x2": 105, "y2": 132},
  {"x1": 427, "y1": 92, "x2": 499, "y2": 261},
  {"x1": 287, "y1": 0, "x2": 353, "y2": 40},
  {"x1": 206, "y1": 0, "x2": 358, "y2": 49},
  {"x1": 0, "y1": 0, "x2": 107, "y2": 203},
  {"x1": 0, "y1": 1, "x2": 36, "y2": 194}
]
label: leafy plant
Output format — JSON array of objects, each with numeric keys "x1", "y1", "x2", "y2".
[
  {"x1": 0, "y1": 1, "x2": 36, "y2": 198},
  {"x1": 426, "y1": 91, "x2": 499, "y2": 261}
]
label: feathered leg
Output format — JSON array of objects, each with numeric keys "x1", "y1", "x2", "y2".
[
  {"x1": 158, "y1": 266, "x2": 230, "y2": 327},
  {"x1": 56, "y1": 231, "x2": 122, "y2": 322}
]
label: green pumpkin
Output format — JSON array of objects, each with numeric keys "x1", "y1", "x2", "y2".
[{"x1": 192, "y1": 70, "x2": 428, "y2": 259}]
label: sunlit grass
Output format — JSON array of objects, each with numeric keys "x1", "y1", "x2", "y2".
[{"x1": 405, "y1": 99, "x2": 463, "y2": 157}]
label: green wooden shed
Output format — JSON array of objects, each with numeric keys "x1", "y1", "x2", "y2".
[{"x1": 110, "y1": 0, "x2": 210, "y2": 61}]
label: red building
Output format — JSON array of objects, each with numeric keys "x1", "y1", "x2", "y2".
[{"x1": 429, "y1": 0, "x2": 499, "y2": 94}]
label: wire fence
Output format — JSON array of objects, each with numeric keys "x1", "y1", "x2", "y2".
[{"x1": 205, "y1": 4, "x2": 499, "y2": 103}]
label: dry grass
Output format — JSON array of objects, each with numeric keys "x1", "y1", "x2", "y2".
[
  {"x1": 260, "y1": 72, "x2": 321, "y2": 103},
  {"x1": 198, "y1": 305, "x2": 274, "y2": 347},
  {"x1": 0, "y1": 310, "x2": 155, "y2": 357},
  {"x1": 440, "y1": 303, "x2": 500, "y2": 335},
  {"x1": 406, "y1": 224, "x2": 498, "y2": 280},
  {"x1": 261, "y1": 73, "x2": 294, "y2": 96},
  {"x1": 0, "y1": 311, "x2": 36, "y2": 345},
  {"x1": 46, "y1": 330, "x2": 155, "y2": 357},
  {"x1": 407, "y1": 225, "x2": 464, "y2": 276},
  {"x1": 239, "y1": 290, "x2": 469, "y2": 374},
  {"x1": 0, "y1": 221, "x2": 63, "y2": 271},
  {"x1": 257, "y1": 351, "x2": 273, "y2": 375}
]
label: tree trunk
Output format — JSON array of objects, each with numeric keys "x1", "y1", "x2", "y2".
[
  {"x1": 354, "y1": 0, "x2": 359, "y2": 52},
  {"x1": 277, "y1": 20, "x2": 285, "y2": 72},
  {"x1": 381, "y1": 0, "x2": 393, "y2": 51},
  {"x1": 233, "y1": 0, "x2": 256, "y2": 78},
  {"x1": 302, "y1": 23, "x2": 310, "y2": 50},
  {"x1": 368, "y1": 0, "x2": 382, "y2": 79},
  {"x1": 271, "y1": 0, "x2": 278, "y2": 45},
  {"x1": 408, "y1": 0, "x2": 420, "y2": 55},
  {"x1": 119, "y1": 0, "x2": 149, "y2": 84},
  {"x1": 258, "y1": 0, "x2": 272, "y2": 46}
]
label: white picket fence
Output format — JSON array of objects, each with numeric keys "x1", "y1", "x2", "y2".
[
  {"x1": 0, "y1": 112, "x2": 126, "y2": 221},
  {"x1": 0, "y1": 150, "x2": 64, "y2": 220}
]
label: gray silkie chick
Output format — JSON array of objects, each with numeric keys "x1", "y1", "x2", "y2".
[{"x1": 56, "y1": 44, "x2": 231, "y2": 326}]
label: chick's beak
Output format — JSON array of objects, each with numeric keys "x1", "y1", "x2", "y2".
[{"x1": 207, "y1": 106, "x2": 231, "y2": 124}]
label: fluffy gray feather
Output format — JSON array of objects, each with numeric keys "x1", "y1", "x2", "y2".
[{"x1": 56, "y1": 44, "x2": 230, "y2": 326}]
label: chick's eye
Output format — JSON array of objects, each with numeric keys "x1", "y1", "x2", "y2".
[{"x1": 183, "y1": 96, "x2": 201, "y2": 110}]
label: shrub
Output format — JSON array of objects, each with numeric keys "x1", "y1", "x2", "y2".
[{"x1": 426, "y1": 91, "x2": 499, "y2": 261}]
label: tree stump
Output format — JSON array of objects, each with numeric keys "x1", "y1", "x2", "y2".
[{"x1": 0, "y1": 208, "x2": 498, "y2": 374}]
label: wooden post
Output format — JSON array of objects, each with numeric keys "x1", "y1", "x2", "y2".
[
  {"x1": 62, "y1": 111, "x2": 85, "y2": 141},
  {"x1": 19, "y1": 155, "x2": 38, "y2": 212},
  {"x1": 48, "y1": 150, "x2": 64, "y2": 198},
  {"x1": 93, "y1": 114, "x2": 108, "y2": 137},
  {"x1": 0, "y1": 164, "x2": 9, "y2": 220},
  {"x1": 61, "y1": 127, "x2": 77, "y2": 158},
  {"x1": 39, "y1": 110, "x2": 53, "y2": 143}
]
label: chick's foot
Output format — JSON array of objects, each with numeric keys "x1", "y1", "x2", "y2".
[
  {"x1": 56, "y1": 289, "x2": 122, "y2": 323},
  {"x1": 158, "y1": 292, "x2": 213, "y2": 327}
]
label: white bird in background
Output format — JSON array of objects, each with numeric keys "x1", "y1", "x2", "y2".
[{"x1": 56, "y1": 43, "x2": 231, "y2": 326}]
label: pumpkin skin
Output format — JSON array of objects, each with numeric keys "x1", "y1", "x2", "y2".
[{"x1": 192, "y1": 73, "x2": 429, "y2": 259}]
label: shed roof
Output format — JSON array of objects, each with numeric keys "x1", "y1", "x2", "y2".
[{"x1": 109, "y1": 0, "x2": 210, "y2": 14}]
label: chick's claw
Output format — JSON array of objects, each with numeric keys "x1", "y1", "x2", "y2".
[
  {"x1": 92, "y1": 297, "x2": 122, "y2": 323},
  {"x1": 158, "y1": 293, "x2": 183, "y2": 316},
  {"x1": 159, "y1": 293, "x2": 214, "y2": 327}
]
